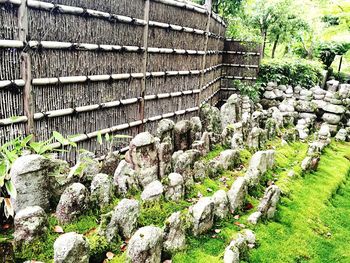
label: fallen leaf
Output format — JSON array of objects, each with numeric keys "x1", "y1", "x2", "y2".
[
  {"x1": 207, "y1": 188, "x2": 213, "y2": 192},
  {"x1": 214, "y1": 229, "x2": 221, "y2": 233},
  {"x1": 245, "y1": 203, "x2": 254, "y2": 210},
  {"x1": 85, "y1": 228, "x2": 96, "y2": 236},
  {"x1": 2, "y1": 224, "x2": 11, "y2": 230},
  {"x1": 211, "y1": 235, "x2": 218, "y2": 238},
  {"x1": 53, "y1": 225, "x2": 64, "y2": 233},
  {"x1": 233, "y1": 215, "x2": 240, "y2": 220},
  {"x1": 163, "y1": 260, "x2": 172, "y2": 263},
  {"x1": 120, "y1": 243, "x2": 128, "y2": 252},
  {"x1": 106, "y1": 252, "x2": 115, "y2": 260}
]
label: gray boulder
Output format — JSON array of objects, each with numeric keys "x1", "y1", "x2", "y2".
[
  {"x1": 54, "y1": 232, "x2": 89, "y2": 263},
  {"x1": 114, "y1": 160, "x2": 139, "y2": 196},
  {"x1": 190, "y1": 116, "x2": 203, "y2": 142},
  {"x1": 212, "y1": 190, "x2": 229, "y2": 219},
  {"x1": 173, "y1": 150, "x2": 200, "y2": 191},
  {"x1": 227, "y1": 177, "x2": 247, "y2": 212},
  {"x1": 77, "y1": 151, "x2": 101, "y2": 182},
  {"x1": 335, "y1": 129, "x2": 348, "y2": 141},
  {"x1": 11, "y1": 155, "x2": 53, "y2": 212},
  {"x1": 106, "y1": 199, "x2": 140, "y2": 241},
  {"x1": 323, "y1": 104, "x2": 345, "y2": 114},
  {"x1": 163, "y1": 212, "x2": 187, "y2": 254},
  {"x1": 165, "y1": 173, "x2": 184, "y2": 202},
  {"x1": 221, "y1": 94, "x2": 239, "y2": 129},
  {"x1": 156, "y1": 119, "x2": 175, "y2": 143},
  {"x1": 90, "y1": 173, "x2": 114, "y2": 209},
  {"x1": 158, "y1": 140, "x2": 173, "y2": 179},
  {"x1": 56, "y1": 183, "x2": 89, "y2": 224},
  {"x1": 14, "y1": 206, "x2": 48, "y2": 245},
  {"x1": 127, "y1": 132, "x2": 159, "y2": 187},
  {"x1": 127, "y1": 226, "x2": 163, "y2": 263},
  {"x1": 322, "y1": 113, "x2": 341, "y2": 124},
  {"x1": 141, "y1": 180, "x2": 164, "y2": 202},
  {"x1": 217, "y1": 150, "x2": 240, "y2": 170},
  {"x1": 190, "y1": 197, "x2": 214, "y2": 236},
  {"x1": 174, "y1": 120, "x2": 192, "y2": 151},
  {"x1": 200, "y1": 103, "x2": 222, "y2": 134}
]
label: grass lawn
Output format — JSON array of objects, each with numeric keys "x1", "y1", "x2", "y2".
[{"x1": 248, "y1": 141, "x2": 350, "y2": 263}]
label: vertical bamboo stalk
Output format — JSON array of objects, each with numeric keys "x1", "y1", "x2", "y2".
[
  {"x1": 198, "y1": 0, "x2": 212, "y2": 106},
  {"x1": 18, "y1": 0, "x2": 35, "y2": 137},
  {"x1": 139, "y1": 0, "x2": 150, "y2": 132}
]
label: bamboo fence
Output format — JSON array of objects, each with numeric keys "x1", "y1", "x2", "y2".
[{"x1": 0, "y1": 0, "x2": 260, "y2": 161}]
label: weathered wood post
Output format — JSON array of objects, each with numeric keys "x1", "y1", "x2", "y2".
[
  {"x1": 198, "y1": 0, "x2": 212, "y2": 107},
  {"x1": 18, "y1": 0, "x2": 34, "y2": 138},
  {"x1": 139, "y1": 0, "x2": 151, "y2": 133}
]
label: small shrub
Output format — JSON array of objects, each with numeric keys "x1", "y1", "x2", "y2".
[
  {"x1": 258, "y1": 58, "x2": 324, "y2": 89},
  {"x1": 232, "y1": 80, "x2": 263, "y2": 102}
]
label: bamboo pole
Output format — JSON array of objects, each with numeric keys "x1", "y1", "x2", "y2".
[
  {"x1": 0, "y1": 0, "x2": 21, "y2": 5},
  {"x1": 47, "y1": 105, "x2": 199, "y2": 149}
]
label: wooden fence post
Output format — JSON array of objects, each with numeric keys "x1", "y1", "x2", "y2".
[
  {"x1": 18, "y1": 0, "x2": 35, "y2": 137},
  {"x1": 139, "y1": 0, "x2": 150, "y2": 133},
  {"x1": 198, "y1": 0, "x2": 212, "y2": 107}
]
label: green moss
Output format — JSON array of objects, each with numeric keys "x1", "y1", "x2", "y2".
[
  {"x1": 138, "y1": 198, "x2": 191, "y2": 227},
  {"x1": 201, "y1": 145, "x2": 225, "y2": 163},
  {"x1": 15, "y1": 212, "x2": 100, "y2": 262},
  {"x1": 239, "y1": 149, "x2": 253, "y2": 167},
  {"x1": 248, "y1": 141, "x2": 350, "y2": 263}
]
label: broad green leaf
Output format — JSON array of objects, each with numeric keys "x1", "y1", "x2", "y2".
[
  {"x1": 29, "y1": 141, "x2": 42, "y2": 154},
  {"x1": 21, "y1": 134, "x2": 33, "y2": 147},
  {"x1": 97, "y1": 131, "x2": 103, "y2": 145},
  {"x1": 53, "y1": 131, "x2": 67, "y2": 145},
  {"x1": 5, "y1": 181, "x2": 17, "y2": 199}
]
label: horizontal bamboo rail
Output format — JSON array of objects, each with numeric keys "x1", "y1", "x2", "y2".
[
  {"x1": 0, "y1": 87, "x2": 202, "y2": 126},
  {"x1": 48, "y1": 105, "x2": 199, "y2": 149},
  {"x1": 0, "y1": 0, "x2": 21, "y2": 5},
  {"x1": 27, "y1": 0, "x2": 146, "y2": 25}
]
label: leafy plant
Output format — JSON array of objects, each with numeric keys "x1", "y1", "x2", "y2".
[
  {"x1": 97, "y1": 132, "x2": 132, "y2": 154},
  {"x1": 315, "y1": 41, "x2": 350, "y2": 68},
  {"x1": 0, "y1": 132, "x2": 76, "y2": 219},
  {"x1": 258, "y1": 58, "x2": 324, "y2": 88},
  {"x1": 232, "y1": 80, "x2": 263, "y2": 102}
]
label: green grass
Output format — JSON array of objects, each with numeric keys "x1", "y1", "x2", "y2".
[{"x1": 248, "y1": 141, "x2": 350, "y2": 263}]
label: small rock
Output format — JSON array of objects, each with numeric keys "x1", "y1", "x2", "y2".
[
  {"x1": 105, "y1": 199, "x2": 140, "y2": 241},
  {"x1": 141, "y1": 181, "x2": 164, "y2": 202},
  {"x1": 127, "y1": 226, "x2": 163, "y2": 263},
  {"x1": 56, "y1": 183, "x2": 89, "y2": 224},
  {"x1": 14, "y1": 206, "x2": 48, "y2": 245},
  {"x1": 90, "y1": 173, "x2": 114, "y2": 209},
  {"x1": 190, "y1": 197, "x2": 214, "y2": 236},
  {"x1": 54, "y1": 232, "x2": 90, "y2": 263}
]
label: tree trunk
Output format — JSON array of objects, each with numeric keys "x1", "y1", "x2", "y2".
[
  {"x1": 261, "y1": 31, "x2": 267, "y2": 59},
  {"x1": 271, "y1": 35, "x2": 279, "y2": 58},
  {"x1": 338, "y1": 56, "x2": 343, "y2": 73}
]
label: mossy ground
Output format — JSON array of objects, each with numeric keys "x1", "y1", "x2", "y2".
[{"x1": 247, "y1": 141, "x2": 350, "y2": 263}]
